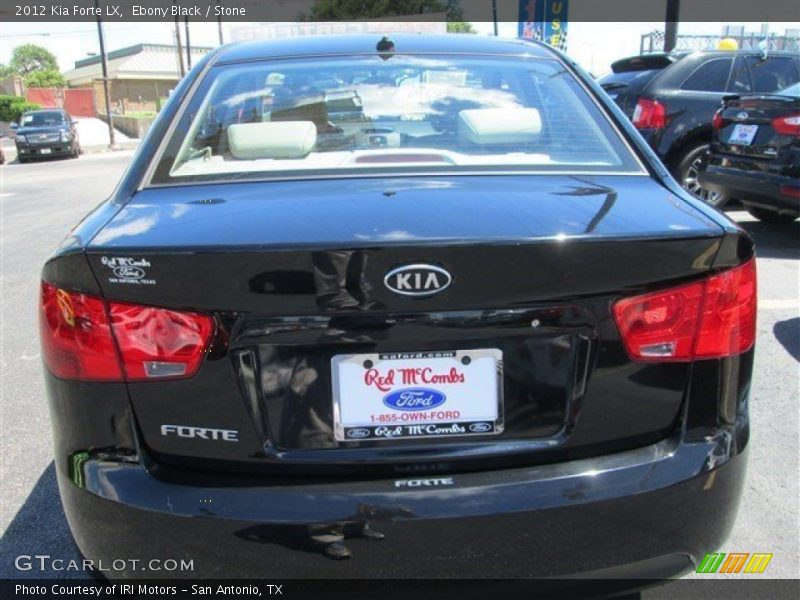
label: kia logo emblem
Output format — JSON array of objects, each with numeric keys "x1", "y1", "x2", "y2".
[{"x1": 384, "y1": 264, "x2": 451, "y2": 297}]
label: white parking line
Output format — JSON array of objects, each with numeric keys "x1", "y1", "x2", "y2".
[{"x1": 760, "y1": 299, "x2": 800, "y2": 310}]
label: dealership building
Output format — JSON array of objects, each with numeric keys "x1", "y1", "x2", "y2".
[{"x1": 63, "y1": 43, "x2": 212, "y2": 115}]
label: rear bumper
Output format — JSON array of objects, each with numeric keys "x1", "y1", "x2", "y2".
[
  {"x1": 59, "y1": 433, "x2": 747, "y2": 580},
  {"x1": 700, "y1": 164, "x2": 800, "y2": 214}
]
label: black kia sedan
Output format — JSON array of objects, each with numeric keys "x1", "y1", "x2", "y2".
[
  {"x1": 41, "y1": 35, "x2": 755, "y2": 587},
  {"x1": 700, "y1": 82, "x2": 800, "y2": 224},
  {"x1": 13, "y1": 108, "x2": 81, "y2": 162}
]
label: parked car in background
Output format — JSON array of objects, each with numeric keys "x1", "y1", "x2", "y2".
[
  {"x1": 600, "y1": 50, "x2": 800, "y2": 206},
  {"x1": 699, "y1": 81, "x2": 800, "y2": 223},
  {"x1": 40, "y1": 35, "x2": 756, "y2": 585},
  {"x1": 12, "y1": 108, "x2": 81, "y2": 162}
]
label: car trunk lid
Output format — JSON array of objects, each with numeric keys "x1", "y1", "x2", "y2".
[
  {"x1": 714, "y1": 94, "x2": 800, "y2": 160},
  {"x1": 86, "y1": 175, "x2": 723, "y2": 476}
]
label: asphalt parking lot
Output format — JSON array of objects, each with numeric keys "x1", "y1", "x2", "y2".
[{"x1": 0, "y1": 153, "x2": 798, "y2": 587}]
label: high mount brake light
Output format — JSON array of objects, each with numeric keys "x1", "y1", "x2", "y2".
[
  {"x1": 613, "y1": 259, "x2": 756, "y2": 362},
  {"x1": 632, "y1": 98, "x2": 667, "y2": 129},
  {"x1": 40, "y1": 282, "x2": 214, "y2": 382}
]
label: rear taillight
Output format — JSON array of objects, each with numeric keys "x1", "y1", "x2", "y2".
[
  {"x1": 40, "y1": 282, "x2": 214, "y2": 382},
  {"x1": 772, "y1": 114, "x2": 800, "y2": 136},
  {"x1": 632, "y1": 98, "x2": 666, "y2": 129},
  {"x1": 40, "y1": 282, "x2": 123, "y2": 381},
  {"x1": 712, "y1": 109, "x2": 725, "y2": 130},
  {"x1": 613, "y1": 259, "x2": 756, "y2": 362},
  {"x1": 109, "y1": 302, "x2": 214, "y2": 380},
  {"x1": 780, "y1": 185, "x2": 800, "y2": 199}
]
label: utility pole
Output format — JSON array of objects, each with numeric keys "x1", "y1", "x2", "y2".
[
  {"x1": 216, "y1": 0, "x2": 224, "y2": 45},
  {"x1": 173, "y1": 2, "x2": 185, "y2": 77},
  {"x1": 492, "y1": 0, "x2": 498, "y2": 36},
  {"x1": 94, "y1": 0, "x2": 115, "y2": 149},
  {"x1": 184, "y1": 17, "x2": 192, "y2": 70},
  {"x1": 664, "y1": 0, "x2": 680, "y2": 52}
]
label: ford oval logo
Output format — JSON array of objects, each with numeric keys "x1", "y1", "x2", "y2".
[
  {"x1": 113, "y1": 266, "x2": 145, "y2": 279},
  {"x1": 383, "y1": 388, "x2": 446, "y2": 411},
  {"x1": 346, "y1": 428, "x2": 371, "y2": 439},
  {"x1": 384, "y1": 264, "x2": 451, "y2": 297},
  {"x1": 736, "y1": 111, "x2": 749, "y2": 120},
  {"x1": 469, "y1": 422, "x2": 493, "y2": 433}
]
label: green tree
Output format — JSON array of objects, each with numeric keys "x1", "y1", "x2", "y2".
[
  {"x1": 304, "y1": 0, "x2": 440, "y2": 19},
  {"x1": 24, "y1": 69, "x2": 67, "y2": 88},
  {"x1": 447, "y1": 21, "x2": 475, "y2": 34},
  {"x1": 0, "y1": 64, "x2": 15, "y2": 78},
  {"x1": 303, "y1": 0, "x2": 470, "y2": 24},
  {"x1": 9, "y1": 44, "x2": 59, "y2": 75},
  {"x1": 0, "y1": 95, "x2": 40, "y2": 122}
]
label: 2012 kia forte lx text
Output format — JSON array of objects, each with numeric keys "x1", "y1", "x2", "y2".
[{"x1": 41, "y1": 35, "x2": 755, "y2": 584}]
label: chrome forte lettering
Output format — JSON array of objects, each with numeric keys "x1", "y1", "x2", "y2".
[
  {"x1": 160, "y1": 424, "x2": 238, "y2": 442},
  {"x1": 394, "y1": 477, "x2": 455, "y2": 488}
]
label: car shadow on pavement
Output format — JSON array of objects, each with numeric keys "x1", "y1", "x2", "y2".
[
  {"x1": 0, "y1": 462, "x2": 87, "y2": 579},
  {"x1": 736, "y1": 219, "x2": 800, "y2": 260},
  {"x1": 774, "y1": 318, "x2": 800, "y2": 363}
]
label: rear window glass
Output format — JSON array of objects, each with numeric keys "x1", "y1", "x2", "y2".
[
  {"x1": 730, "y1": 59, "x2": 752, "y2": 93},
  {"x1": 681, "y1": 58, "x2": 733, "y2": 92},
  {"x1": 21, "y1": 111, "x2": 66, "y2": 126},
  {"x1": 152, "y1": 55, "x2": 641, "y2": 184},
  {"x1": 746, "y1": 56, "x2": 800, "y2": 93}
]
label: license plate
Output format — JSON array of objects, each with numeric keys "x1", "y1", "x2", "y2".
[
  {"x1": 40, "y1": 148, "x2": 52, "y2": 154},
  {"x1": 729, "y1": 124, "x2": 758, "y2": 146},
  {"x1": 331, "y1": 349, "x2": 503, "y2": 442}
]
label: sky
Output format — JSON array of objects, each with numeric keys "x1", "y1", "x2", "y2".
[{"x1": 1, "y1": 20, "x2": 799, "y2": 77}]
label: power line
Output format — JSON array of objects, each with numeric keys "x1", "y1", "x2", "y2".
[{"x1": 1, "y1": 26, "x2": 147, "y2": 38}]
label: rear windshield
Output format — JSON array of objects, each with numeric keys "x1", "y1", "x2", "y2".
[
  {"x1": 152, "y1": 55, "x2": 641, "y2": 184},
  {"x1": 21, "y1": 111, "x2": 65, "y2": 126}
]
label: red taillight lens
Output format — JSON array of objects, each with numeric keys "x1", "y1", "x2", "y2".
[
  {"x1": 693, "y1": 259, "x2": 757, "y2": 358},
  {"x1": 40, "y1": 282, "x2": 123, "y2": 381},
  {"x1": 612, "y1": 280, "x2": 705, "y2": 361},
  {"x1": 613, "y1": 259, "x2": 757, "y2": 362},
  {"x1": 772, "y1": 113, "x2": 800, "y2": 136},
  {"x1": 39, "y1": 282, "x2": 214, "y2": 381},
  {"x1": 632, "y1": 98, "x2": 666, "y2": 129},
  {"x1": 779, "y1": 185, "x2": 800, "y2": 199},
  {"x1": 712, "y1": 109, "x2": 725, "y2": 130},
  {"x1": 108, "y1": 302, "x2": 214, "y2": 380}
]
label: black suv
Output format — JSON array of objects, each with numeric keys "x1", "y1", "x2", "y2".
[
  {"x1": 600, "y1": 50, "x2": 800, "y2": 206},
  {"x1": 12, "y1": 108, "x2": 81, "y2": 162}
]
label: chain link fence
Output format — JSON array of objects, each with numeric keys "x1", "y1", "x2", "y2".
[{"x1": 640, "y1": 32, "x2": 800, "y2": 55}]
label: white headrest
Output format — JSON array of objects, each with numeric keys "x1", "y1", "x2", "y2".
[
  {"x1": 458, "y1": 108, "x2": 542, "y2": 145},
  {"x1": 227, "y1": 121, "x2": 317, "y2": 159}
]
